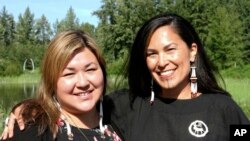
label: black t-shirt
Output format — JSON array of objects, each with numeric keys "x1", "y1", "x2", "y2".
[
  {"x1": 6, "y1": 119, "x2": 121, "y2": 141},
  {"x1": 105, "y1": 89, "x2": 250, "y2": 141}
]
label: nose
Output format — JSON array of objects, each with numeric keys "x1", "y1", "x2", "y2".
[
  {"x1": 158, "y1": 53, "x2": 168, "y2": 68},
  {"x1": 76, "y1": 72, "x2": 89, "y2": 88}
]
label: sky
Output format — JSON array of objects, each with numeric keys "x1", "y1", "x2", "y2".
[{"x1": 0, "y1": 0, "x2": 102, "y2": 27}]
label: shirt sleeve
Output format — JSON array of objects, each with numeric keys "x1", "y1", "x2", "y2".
[
  {"x1": 9, "y1": 122, "x2": 53, "y2": 141},
  {"x1": 103, "y1": 89, "x2": 131, "y2": 141}
]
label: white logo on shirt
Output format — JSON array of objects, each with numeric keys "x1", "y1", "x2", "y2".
[{"x1": 188, "y1": 120, "x2": 209, "y2": 137}]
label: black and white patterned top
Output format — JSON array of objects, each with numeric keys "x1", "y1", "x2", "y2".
[{"x1": 56, "y1": 119, "x2": 122, "y2": 141}]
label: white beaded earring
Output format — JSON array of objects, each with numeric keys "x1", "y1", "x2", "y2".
[
  {"x1": 99, "y1": 96, "x2": 106, "y2": 135},
  {"x1": 53, "y1": 96, "x2": 74, "y2": 140},
  {"x1": 190, "y1": 66, "x2": 198, "y2": 98},
  {"x1": 150, "y1": 79, "x2": 155, "y2": 104}
]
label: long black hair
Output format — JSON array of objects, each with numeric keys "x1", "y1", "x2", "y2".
[{"x1": 125, "y1": 12, "x2": 230, "y2": 102}]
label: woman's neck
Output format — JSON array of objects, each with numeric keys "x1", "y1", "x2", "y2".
[
  {"x1": 61, "y1": 109, "x2": 100, "y2": 129},
  {"x1": 160, "y1": 81, "x2": 192, "y2": 99}
]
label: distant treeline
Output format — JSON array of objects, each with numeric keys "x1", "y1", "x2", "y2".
[{"x1": 0, "y1": 0, "x2": 249, "y2": 77}]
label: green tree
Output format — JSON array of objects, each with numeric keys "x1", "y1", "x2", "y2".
[
  {"x1": 93, "y1": 0, "x2": 248, "y2": 70},
  {"x1": 94, "y1": 0, "x2": 165, "y2": 61},
  {"x1": 54, "y1": 7, "x2": 80, "y2": 33},
  {"x1": 80, "y1": 22, "x2": 96, "y2": 37},
  {"x1": 234, "y1": 0, "x2": 250, "y2": 63},
  {"x1": 206, "y1": 6, "x2": 244, "y2": 69},
  {"x1": 16, "y1": 7, "x2": 35, "y2": 44},
  {"x1": 0, "y1": 6, "x2": 15, "y2": 46},
  {"x1": 34, "y1": 14, "x2": 52, "y2": 45}
]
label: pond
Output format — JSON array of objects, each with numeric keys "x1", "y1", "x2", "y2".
[{"x1": 0, "y1": 83, "x2": 37, "y2": 113}]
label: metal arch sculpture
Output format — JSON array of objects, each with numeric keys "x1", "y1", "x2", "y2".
[
  {"x1": 23, "y1": 58, "x2": 35, "y2": 72},
  {"x1": 23, "y1": 83, "x2": 36, "y2": 97}
]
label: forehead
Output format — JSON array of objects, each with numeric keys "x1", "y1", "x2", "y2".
[
  {"x1": 67, "y1": 48, "x2": 98, "y2": 66},
  {"x1": 148, "y1": 26, "x2": 181, "y2": 46},
  {"x1": 152, "y1": 25, "x2": 177, "y2": 38}
]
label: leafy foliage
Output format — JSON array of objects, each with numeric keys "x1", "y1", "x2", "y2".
[
  {"x1": 0, "y1": 0, "x2": 250, "y2": 76},
  {"x1": 94, "y1": 0, "x2": 249, "y2": 72}
]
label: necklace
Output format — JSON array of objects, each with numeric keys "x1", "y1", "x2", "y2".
[{"x1": 61, "y1": 112, "x2": 91, "y2": 141}]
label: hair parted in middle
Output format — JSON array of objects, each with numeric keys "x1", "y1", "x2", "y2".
[
  {"x1": 126, "y1": 12, "x2": 229, "y2": 102},
  {"x1": 36, "y1": 29, "x2": 107, "y2": 136}
]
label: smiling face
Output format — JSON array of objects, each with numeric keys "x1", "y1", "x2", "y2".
[
  {"x1": 146, "y1": 25, "x2": 197, "y2": 99},
  {"x1": 56, "y1": 47, "x2": 104, "y2": 115}
]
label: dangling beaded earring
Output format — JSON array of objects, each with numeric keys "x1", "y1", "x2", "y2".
[
  {"x1": 99, "y1": 96, "x2": 106, "y2": 136},
  {"x1": 190, "y1": 65, "x2": 198, "y2": 98},
  {"x1": 150, "y1": 79, "x2": 155, "y2": 104},
  {"x1": 53, "y1": 96, "x2": 74, "y2": 140}
]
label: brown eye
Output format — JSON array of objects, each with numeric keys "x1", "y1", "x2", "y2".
[
  {"x1": 168, "y1": 47, "x2": 176, "y2": 51},
  {"x1": 86, "y1": 66, "x2": 98, "y2": 72},
  {"x1": 86, "y1": 68, "x2": 96, "y2": 72},
  {"x1": 167, "y1": 44, "x2": 178, "y2": 51},
  {"x1": 147, "y1": 52, "x2": 153, "y2": 56},
  {"x1": 63, "y1": 73, "x2": 74, "y2": 77},
  {"x1": 147, "y1": 50, "x2": 157, "y2": 58}
]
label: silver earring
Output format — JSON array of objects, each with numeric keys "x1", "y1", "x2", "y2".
[
  {"x1": 99, "y1": 96, "x2": 105, "y2": 135},
  {"x1": 53, "y1": 96, "x2": 73, "y2": 140},
  {"x1": 190, "y1": 66, "x2": 198, "y2": 98},
  {"x1": 150, "y1": 79, "x2": 155, "y2": 104}
]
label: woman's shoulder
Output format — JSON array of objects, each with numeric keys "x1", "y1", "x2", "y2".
[
  {"x1": 104, "y1": 89, "x2": 131, "y2": 109},
  {"x1": 105, "y1": 88, "x2": 130, "y2": 100},
  {"x1": 104, "y1": 124, "x2": 123, "y2": 141},
  {"x1": 204, "y1": 93, "x2": 250, "y2": 123},
  {"x1": 103, "y1": 88, "x2": 130, "y2": 114},
  {"x1": 204, "y1": 93, "x2": 236, "y2": 105},
  {"x1": 201, "y1": 93, "x2": 240, "y2": 110}
]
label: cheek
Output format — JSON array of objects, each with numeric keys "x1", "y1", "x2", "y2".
[
  {"x1": 174, "y1": 51, "x2": 190, "y2": 64},
  {"x1": 89, "y1": 71, "x2": 105, "y2": 89},
  {"x1": 97, "y1": 73, "x2": 105, "y2": 90},
  {"x1": 172, "y1": 54, "x2": 184, "y2": 65},
  {"x1": 146, "y1": 58, "x2": 157, "y2": 71},
  {"x1": 176, "y1": 52, "x2": 192, "y2": 75},
  {"x1": 57, "y1": 78, "x2": 75, "y2": 94},
  {"x1": 91, "y1": 72, "x2": 105, "y2": 99}
]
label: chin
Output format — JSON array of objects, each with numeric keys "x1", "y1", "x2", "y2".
[{"x1": 160, "y1": 81, "x2": 177, "y2": 89}]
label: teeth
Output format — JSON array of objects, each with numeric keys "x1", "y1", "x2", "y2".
[
  {"x1": 159, "y1": 70, "x2": 174, "y2": 76},
  {"x1": 75, "y1": 92, "x2": 89, "y2": 96}
]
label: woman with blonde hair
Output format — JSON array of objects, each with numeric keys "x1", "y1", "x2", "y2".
[{"x1": 1, "y1": 30, "x2": 121, "y2": 141}]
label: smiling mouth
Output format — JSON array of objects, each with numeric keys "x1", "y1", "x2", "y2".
[
  {"x1": 74, "y1": 90, "x2": 93, "y2": 96},
  {"x1": 75, "y1": 93, "x2": 89, "y2": 96},
  {"x1": 157, "y1": 69, "x2": 175, "y2": 77}
]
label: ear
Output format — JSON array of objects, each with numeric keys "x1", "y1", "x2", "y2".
[{"x1": 190, "y1": 43, "x2": 198, "y2": 62}]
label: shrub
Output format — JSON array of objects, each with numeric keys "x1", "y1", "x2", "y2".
[
  {"x1": 4, "y1": 61, "x2": 22, "y2": 76},
  {"x1": 220, "y1": 64, "x2": 250, "y2": 79}
]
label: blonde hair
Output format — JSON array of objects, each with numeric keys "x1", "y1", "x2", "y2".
[{"x1": 36, "y1": 30, "x2": 107, "y2": 137}]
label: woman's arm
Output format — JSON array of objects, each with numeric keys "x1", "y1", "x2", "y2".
[{"x1": 0, "y1": 99, "x2": 38, "y2": 140}]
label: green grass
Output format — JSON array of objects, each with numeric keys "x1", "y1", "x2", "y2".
[
  {"x1": 223, "y1": 78, "x2": 250, "y2": 119},
  {"x1": 0, "y1": 69, "x2": 40, "y2": 84}
]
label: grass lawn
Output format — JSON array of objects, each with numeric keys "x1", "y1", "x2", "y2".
[{"x1": 224, "y1": 78, "x2": 250, "y2": 119}]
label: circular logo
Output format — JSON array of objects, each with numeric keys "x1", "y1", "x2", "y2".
[{"x1": 188, "y1": 120, "x2": 209, "y2": 137}]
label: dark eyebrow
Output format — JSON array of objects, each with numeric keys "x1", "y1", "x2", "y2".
[
  {"x1": 64, "y1": 66, "x2": 74, "y2": 70},
  {"x1": 147, "y1": 43, "x2": 178, "y2": 51},
  {"x1": 163, "y1": 43, "x2": 178, "y2": 48},
  {"x1": 85, "y1": 62, "x2": 98, "y2": 68},
  {"x1": 64, "y1": 62, "x2": 98, "y2": 71}
]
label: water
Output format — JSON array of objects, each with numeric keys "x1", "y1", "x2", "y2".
[{"x1": 0, "y1": 83, "x2": 37, "y2": 112}]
